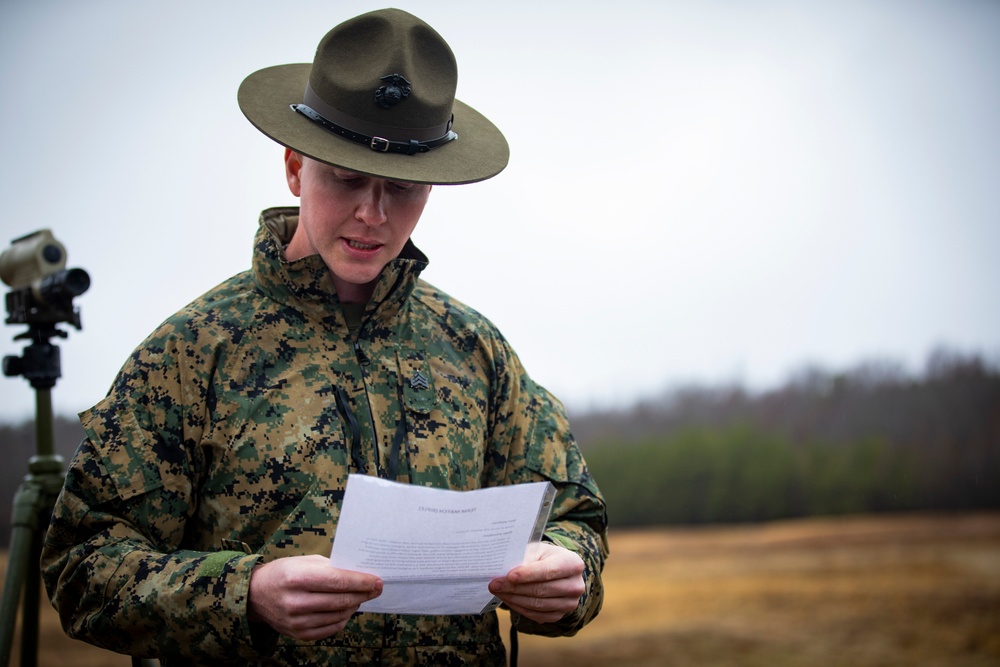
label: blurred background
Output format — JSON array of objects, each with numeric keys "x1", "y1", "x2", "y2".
[
  {"x1": 2, "y1": 0, "x2": 999, "y2": 420},
  {"x1": 1, "y1": 1, "x2": 998, "y2": 665}
]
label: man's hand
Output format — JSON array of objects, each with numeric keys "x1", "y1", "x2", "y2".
[
  {"x1": 488, "y1": 542, "x2": 585, "y2": 624},
  {"x1": 248, "y1": 555, "x2": 382, "y2": 640}
]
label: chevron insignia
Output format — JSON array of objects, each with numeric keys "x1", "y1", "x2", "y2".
[{"x1": 410, "y1": 371, "x2": 429, "y2": 390}]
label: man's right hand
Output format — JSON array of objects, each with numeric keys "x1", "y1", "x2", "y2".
[{"x1": 247, "y1": 554, "x2": 383, "y2": 640}]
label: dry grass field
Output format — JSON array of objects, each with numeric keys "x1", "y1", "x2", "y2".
[
  {"x1": 3, "y1": 512, "x2": 999, "y2": 666},
  {"x1": 504, "y1": 512, "x2": 1000, "y2": 667}
]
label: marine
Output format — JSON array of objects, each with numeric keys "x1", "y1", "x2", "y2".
[{"x1": 41, "y1": 9, "x2": 608, "y2": 665}]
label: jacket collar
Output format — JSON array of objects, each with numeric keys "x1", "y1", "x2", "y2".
[{"x1": 252, "y1": 207, "x2": 429, "y2": 324}]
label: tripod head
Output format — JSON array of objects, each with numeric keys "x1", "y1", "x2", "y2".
[{"x1": 1, "y1": 229, "x2": 89, "y2": 390}]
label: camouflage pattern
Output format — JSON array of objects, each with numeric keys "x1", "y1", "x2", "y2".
[{"x1": 41, "y1": 208, "x2": 609, "y2": 666}]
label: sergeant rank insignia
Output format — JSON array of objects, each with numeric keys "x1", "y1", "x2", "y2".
[{"x1": 409, "y1": 371, "x2": 429, "y2": 390}]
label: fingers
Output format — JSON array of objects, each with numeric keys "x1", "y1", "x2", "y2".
[
  {"x1": 248, "y1": 556, "x2": 383, "y2": 640},
  {"x1": 506, "y1": 542, "x2": 585, "y2": 584},
  {"x1": 277, "y1": 555, "x2": 383, "y2": 596},
  {"x1": 267, "y1": 580, "x2": 381, "y2": 618},
  {"x1": 488, "y1": 578, "x2": 583, "y2": 624},
  {"x1": 277, "y1": 606, "x2": 359, "y2": 641},
  {"x1": 487, "y1": 544, "x2": 586, "y2": 624}
]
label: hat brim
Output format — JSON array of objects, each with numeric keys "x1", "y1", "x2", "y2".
[{"x1": 238, "y1": 64, "x2": 509, "y2": 185}]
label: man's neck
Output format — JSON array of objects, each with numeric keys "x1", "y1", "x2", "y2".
[{"x1": 332, "y1": 274, "x2": 376, "y2": 305}]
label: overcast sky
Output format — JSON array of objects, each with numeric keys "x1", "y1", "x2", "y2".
[{"x1": 1, "y1": 0, "x2": 998, "y2": 423}]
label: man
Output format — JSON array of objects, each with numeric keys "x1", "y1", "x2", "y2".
[{"x1": 41, "y1": 8, "x2": 608, "y2": 666}]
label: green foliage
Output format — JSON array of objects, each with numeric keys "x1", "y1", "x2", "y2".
[
  {"x1": 576, "y1": 349, "x2": 1000, "y2": 526},
  {"x1": 586, "y1": 426, "x2": 936, "y2": 527},
  {"x1": 799, "y1": 437, "x2": 918, "y2": 516}
]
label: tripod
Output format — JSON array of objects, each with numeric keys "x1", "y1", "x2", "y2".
[{"x1": 0, "y1": 324, "x2": 68, "y2": 667}]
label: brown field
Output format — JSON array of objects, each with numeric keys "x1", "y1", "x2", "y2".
[{"x1": 3, "y1": 512, "x2": 999, "y2": 666}]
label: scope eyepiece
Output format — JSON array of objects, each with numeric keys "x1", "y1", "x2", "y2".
[{"x1": 38, "y1": 268, "x2": 90, "y2": 303}]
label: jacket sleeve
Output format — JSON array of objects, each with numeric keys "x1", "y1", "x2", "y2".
[
  {"x1": 494, "y1": 345, "x2": 610, "y2": 637},
  {"x1": 40, "y1": 329, "x2": 278, "y2": 661}
]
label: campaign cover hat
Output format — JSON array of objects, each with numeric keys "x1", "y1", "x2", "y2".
[{"x1": 238, "y1": 8, "x2": 509, "y2": 185}]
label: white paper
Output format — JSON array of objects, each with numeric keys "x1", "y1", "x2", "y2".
[{"x1": 329, "y1": 474, "x2": 554, "y2": 615}]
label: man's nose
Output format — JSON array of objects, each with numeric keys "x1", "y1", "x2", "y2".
[{"x1": 356, "y1": 183, "x2": 388, "y2": 227}]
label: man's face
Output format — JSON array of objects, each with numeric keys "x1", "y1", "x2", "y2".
[{"x1": 284, "y1": 150, "x2": 431, "y2": 303}]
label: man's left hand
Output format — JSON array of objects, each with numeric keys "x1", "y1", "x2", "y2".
[{"x1": 488, "y1": 542, "x2": 585, "y2": 624}]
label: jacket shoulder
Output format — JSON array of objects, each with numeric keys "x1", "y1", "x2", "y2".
[
  {"x1": 410, "y1": 280, "x2": 502, "y2": 338},
  {"x1": 149, "y1": 270, "x2": 264, "y2": 344}
]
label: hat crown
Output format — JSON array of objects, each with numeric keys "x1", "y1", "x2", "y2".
[{"x1": 309, "y1": 9, "x2": 457, "y2": 132}]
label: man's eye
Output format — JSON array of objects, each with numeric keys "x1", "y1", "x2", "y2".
[{"x1": 388, "y1": 181, "x2": 413, "y2": 192}]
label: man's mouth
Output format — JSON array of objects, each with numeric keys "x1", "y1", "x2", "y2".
[{"x1": 347, "y1": 240, "x2": 381, "y2": 250}]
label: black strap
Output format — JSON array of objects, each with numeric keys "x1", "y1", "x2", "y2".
[
  {"x1": 335, "y1": 386, "x2": 366, "y2": 474},
  {"x1": 291, "y1": 104, "x2": 457, "y2": 155},
  {"x1": 510, "y1": 624, "x2": 519, "y2": 667},
  {"x1": 386, "y1": 383, "x2": 408, "y2": 481}
]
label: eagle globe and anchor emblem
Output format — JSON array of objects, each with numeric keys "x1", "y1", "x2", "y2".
[{"x1": 375, "y1": 74, "x2": 411, "y2": 109}]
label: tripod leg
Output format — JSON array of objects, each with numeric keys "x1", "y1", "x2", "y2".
[
  {"x1": 0, "y1": 484, "x2": 42, "y2": 667},
  {"x1": 20, "y1": 519, "x2": 43, "y2": 667}
]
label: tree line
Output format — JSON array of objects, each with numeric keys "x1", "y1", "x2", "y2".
[
  {"x1": 570, "y1": 348, "x2": 1000, "y2": 526},
  {"x1": 0, "y1": 347, "x2": 997, "y2": 544}
]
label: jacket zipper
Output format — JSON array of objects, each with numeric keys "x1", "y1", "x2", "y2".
[
  {"x1": 353, "y1": 341, "x2": 370, "y2": 367},
  {"x1": 353, "y1": 339, "x2": 389, "y2": 477}
]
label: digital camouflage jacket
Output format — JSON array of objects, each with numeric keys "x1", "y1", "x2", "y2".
[{"x1": 41, "y1": 208, "x2": 609, "y2": 666}]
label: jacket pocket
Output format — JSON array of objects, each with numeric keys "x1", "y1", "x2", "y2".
[{"x1": 82, "y1": 397, "x2": 166, "y2": 502}]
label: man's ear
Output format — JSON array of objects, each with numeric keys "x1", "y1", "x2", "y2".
[{"x1": 284, "y1": 148, "x2": 303, "y2": 197}]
